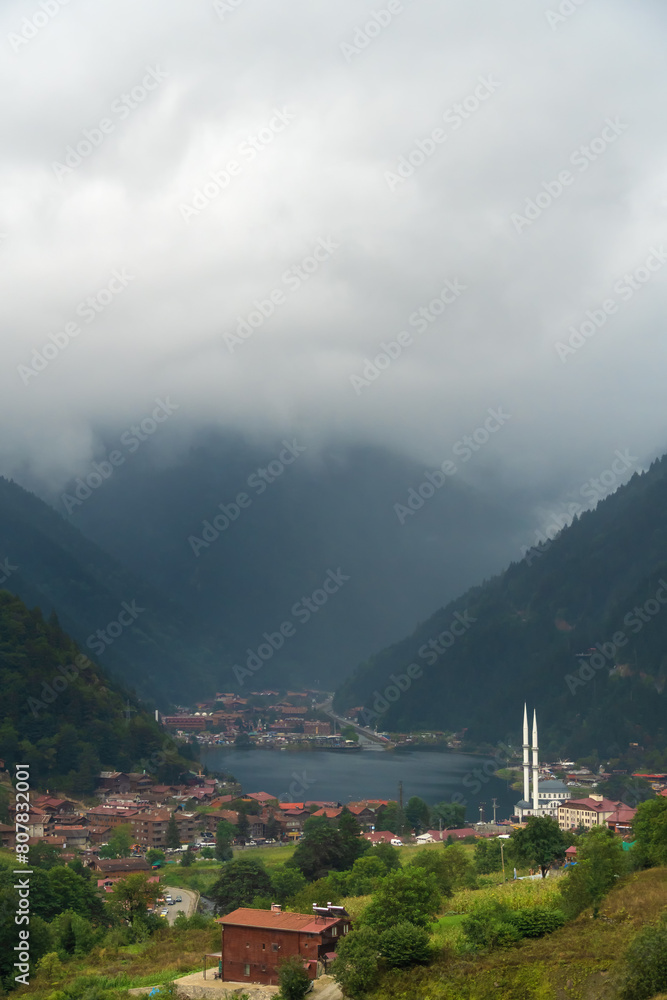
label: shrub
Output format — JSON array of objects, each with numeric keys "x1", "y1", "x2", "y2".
[
  {"x1": 36, "y1": 952, "x2": 65, "y2": 982},
  {"x1": 278, "y1": 954, "x2": 311, "y2": 999},
  {"x1": 619, "y1": 914, "x2": 667, "y2": 1000},
  {"x1": 331, "y1": 926, "x2": 380, "y2": 999},
  {"x1": 378, "y1": 921, "x2": 432, "y2": 967},
  {"x1": 461, "y1": 900, "x2": 520, "y2": 951},
  {"x1": 508, "y1": 905, "x2": 566, "y2": 938}
]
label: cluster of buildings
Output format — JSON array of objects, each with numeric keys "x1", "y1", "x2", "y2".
[
  {"x1": 512, "y1": 705, "x2": 666, "y2": 835},
  {"x1": 204, "y1": 796, "x2": 397, "y2": 841},
  {"x1": 161, "y1": 691, "x2": 331, "y2": 746},
  {"x1": 0, "y1": 771, "x2": 229, "y2": 854}
]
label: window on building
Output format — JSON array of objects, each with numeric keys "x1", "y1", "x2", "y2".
[
  {"x1": 244, "y1": 964, "x2": 250, "y2": 977},
  {"x1": 262, "y1": 943, "x2": 265, "y2": 950},
  {"x1": 332, "y1": 926, "x2": 338, "y2": 936},
  {"x1": 272, "y1": 943, "x2": 279, "y2": 952}
]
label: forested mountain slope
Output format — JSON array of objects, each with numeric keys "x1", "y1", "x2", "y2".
[
  {"x1": 0, "y1": 476, "x2": 231, "y2": 703},
  {"x1": 0, "y1": 590, "x2": 197, "y2": 793},
  {"x1": 335, "y1": 455, "x2": 667, "y2": 757}
]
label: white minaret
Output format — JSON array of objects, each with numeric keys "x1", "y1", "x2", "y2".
[
  {"x1": 532, "y1": 709, "x2": 539, "y2": 812},
  {"x1": 522, "y1": 703, "x2": 530, "y2": 803}
]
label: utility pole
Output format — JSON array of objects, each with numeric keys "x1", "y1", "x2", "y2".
[
  {"x1": 479, "y1": 802, "x2": 485, "y2": 823},
  {"x1": 492, "y1": 797, "x2": 498, "y2": 824},
  {"x1": 398, "y1": 781, "x2": 403, "y2": 811},
  {"x1": 500, "y1": 840, "x2": 506, "y2": 883}
]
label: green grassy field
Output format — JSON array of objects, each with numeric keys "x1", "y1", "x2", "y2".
[{"x1": 233, "y1": 842, "x2": 298, "y2": 867}]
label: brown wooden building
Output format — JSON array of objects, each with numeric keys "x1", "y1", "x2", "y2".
[{"x1": 216, "y1": 904, "x2": 350, "y2": 985}]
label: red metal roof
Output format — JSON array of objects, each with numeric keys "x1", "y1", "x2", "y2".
[
  {"x1": 216, "y1": 907, "x2": 341, "y2": 933},
  {"x1": 562, "y1": 798, "x2": 620, "y2": 812}
]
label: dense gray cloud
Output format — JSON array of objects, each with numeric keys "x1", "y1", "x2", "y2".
[{"x1": 2, "y1": 0, "x2": 666, "y2": 506}]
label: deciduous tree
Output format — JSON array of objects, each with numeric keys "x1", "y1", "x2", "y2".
[
  {"x1": 109, "y1": 872, "x2": 160, "y2": 922},
  {"x1": 361, "y1": 867, "x2": 440, "y2": 932},
  {"x1": 210, "y1": 856, "x2": 272, "y2": 915},
  {"x1": 331, "y1": 926, "x2": 380, "y2": 1000},
  {"x1": 511, "y1": 816, "x2": 566, "y2": 877},
  {"x1": 632, "y1": 797, "x2": 667, "y2": 867}
]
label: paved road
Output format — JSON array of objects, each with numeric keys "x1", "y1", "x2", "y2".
[
  {"x1": 319, "y1": 697, "x2": 392, "y2": 746},
  {"x1": 161, "y1": 885, "x2": 198, "y2": 924}
]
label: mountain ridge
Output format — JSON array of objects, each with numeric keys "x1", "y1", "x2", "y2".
[{"x1": 334, "y1": 453, "x2": 667, "y2": 757}]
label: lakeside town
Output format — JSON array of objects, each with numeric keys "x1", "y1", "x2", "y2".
[
  {"x1": 159, "y1": 688, "x2": 462, "y2": 751},
  {"x1": 4, "y1": 699, "x2": 667, "y2": 997},
  {"x1": 3, "y1": 747, "x2": 665, "y2": 862}
]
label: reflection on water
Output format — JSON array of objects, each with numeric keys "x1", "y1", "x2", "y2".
[{"x1": 201, "y1": 746, "x2": 517, "y2": 820}]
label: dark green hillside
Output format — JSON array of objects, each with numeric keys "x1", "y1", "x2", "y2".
[
  {"x1": 0, "y1": 476, "x2": 233, "y2": 703},
  {"x1": 0, "y1": 590, "x2": 196, "y2": 793},
  {"x1": 335, "y1": 455, "x2": 667, "y2": 758}
]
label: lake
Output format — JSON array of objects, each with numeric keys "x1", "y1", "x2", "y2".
[{"x1": 200, "y1": 746, "x2": 518, "y2": 823}]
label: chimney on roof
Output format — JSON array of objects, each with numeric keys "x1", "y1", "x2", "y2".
[{"x1": 271, "y1": 903, "x2": 282, "y2": 913}]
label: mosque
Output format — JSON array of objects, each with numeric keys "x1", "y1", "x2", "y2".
[{"x1": 513, "y1": 705, "x2": 572, "y2": 821}]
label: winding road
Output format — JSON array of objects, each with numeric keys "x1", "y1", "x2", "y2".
[{"x1": 161, "y1": 885, "x2": 198, "y2": 924}]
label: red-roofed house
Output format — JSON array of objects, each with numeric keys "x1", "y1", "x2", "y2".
[
  {"x1": 205, "y1": 810, "x2": 239, "y2": 834},
  {"x1": 350, "y1": 800, "x2": 391, "y2": 808},
  {"x1": 312, "y1": 807, "x2": 343, "y2": 821},
  {"x1": 346, "y1": 805, "x2": 377, "y2": 829},
  {"x1": 33, "y1": 797, "x2": 76, "y2": 815},
  {"x1": 52, "y1": 826, "x2": 89, "y2": 848},
  {"x1": 176, "y1": 787, "x2": 213, "y2": 805},
  {"x1": 606, "y1": 804, "x2": 637, "y2": 835},
  {"x1": 246, "y1": 792, "x2": 279, "y2": 806},
  {"x1": 210, "y1": 795, "x2": 235, "y2": 808},
  {"x1": 86, "y1": 805, "x2": 140, "y2": 828},
  {"x1": 558, "y1": 796, "x2": 622, "y2": 831},
  {"x1": 364, "y1": 831, "x2": 399, "y2": 845},
  {"x1": 426, "y1": 827, "x2": 478, "y2": 841},
  {"x1": 278, "y1": 808, "x2": 310, "y2": 835},
  {"x1": 216, "y1": 904, "x2": 350, "y2": 984}
]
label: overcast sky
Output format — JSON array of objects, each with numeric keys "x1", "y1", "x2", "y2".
[{"x1": 2, "y1": 0, "x2": 666, "y2": 508}]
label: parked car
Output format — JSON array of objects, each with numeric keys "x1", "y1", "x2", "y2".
[{"x1": 174, "y1": 896, "x2": 182, "y2": 902}]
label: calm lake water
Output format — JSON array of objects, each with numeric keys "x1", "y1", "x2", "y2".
[{"x1": 200, "y1": 747, "x2": 518, "y2": 823}]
